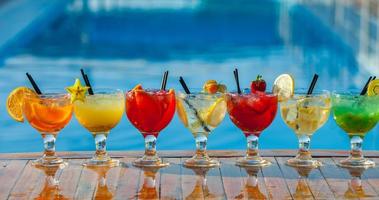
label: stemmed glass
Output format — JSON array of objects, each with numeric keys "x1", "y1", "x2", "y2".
[
  {"x1": 74, "y1": 89, "x2": 124, "y2": 167},
  {"x1": 33, "y1": 164, "x2": 66, "y2": 199},
  {"x1": 226, "y1": 92, "x2": 277, "y2": 167},
  {"x1": 125, "y1": 87, "x2": 176, "y2": 167},
  {"x1": 332, "y1": 92, "x2": 379, "y2": 168},
  {"x1": 176, "y1": 90, "x2": 227, "y2": 167},
  {"x1": 280, "y1": 90, "x2": 331, "y2": 168},
  {"x1": 23, "y1": 91, "x2": 73, "y2": 167}
]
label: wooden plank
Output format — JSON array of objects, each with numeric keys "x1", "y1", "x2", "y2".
[
  {"x1": 74, "y1": 162, "x2": 99, "y2": 199},
  {"x1": 159, "y1": 158, "x2": 182, "y2": 200},
  {"x1": 8, "y1": 161, "x2": 45, "y2": 199},
  {"x1": 2, "y1": 150, "x2": 379, "y2": 160},
  {"x1": 331, "y1": 157, "x2": 378, "y2": 199},
  {"x1": 276, "y1": 157, "x2": 314, "y2": 200},
  {"x1": 0, "y1": 160, "x2": 28, "y2": 199},
  {"x1": 92, "y1": 162, "x2": 122, "y2": 199},
  {"x1": 206, "y1": 163, "x2": 227, "y2": 199},
  {"x1": 365, "y1": 158, "x2": 379, "y2": 195},
  {"x1": 57, "y1": 159, "x2": 84, "y2": 199},
  {"x1": 114, "y1": 157, "x2": 141, "y2": 199},
  {"x1": 261, "y1": 157, "x2": 292, "y2": 200},
  {"x1": 219, "y1": 157, "x2": 244, "y2": 199}
]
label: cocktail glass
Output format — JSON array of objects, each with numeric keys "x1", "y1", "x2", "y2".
[
  {"x1": 280, "y1": 90, "x2": 331, "y2": 168},
  {"x1": 332, "y1": 92, "x2": 379, "y2": 168},
  {"x1": 126, "y1": 88, "x2": 176, "y2": 167},
  {"x1": 177, "y1": 90, "x2": 227, "y2": 167},
  {"x1": 74, "y1": 89, "x2": 124, "y2": 167},
  {"x1": 23, "y1": 91, "x2": 73, "y2": 167},
  {"x1": 226, "y1": 92, "x2": 277, "y2": 167}
]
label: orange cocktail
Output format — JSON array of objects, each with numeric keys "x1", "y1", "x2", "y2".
[{"x1": 23, "y1": 92, "x2": 73, "y2": 167}]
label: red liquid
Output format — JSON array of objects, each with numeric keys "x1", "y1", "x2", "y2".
[
  {"x1": 226, "y1": 92, "x2": 277, "y2": 137},
  {"x1": 126, "y1": 89, "x2": 176, "y2": 138}
]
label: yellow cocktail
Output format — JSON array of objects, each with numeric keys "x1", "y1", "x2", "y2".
[
  {"x1": 280, "y1": 91, "x2": 331, "y2": 167},
  {"x1": 74, "y1": 89, "x2": 124, "y2": 166}
]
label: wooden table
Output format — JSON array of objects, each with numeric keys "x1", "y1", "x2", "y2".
[{"x1": 0, "y1": 150, "x2": 379, "y2": 199}]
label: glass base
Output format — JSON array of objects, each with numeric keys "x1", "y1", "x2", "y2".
[
  {"x1": 133, "y1": 155, "x2": 169, "y2": 168},
  {"x1": 236, "y1": 156, "x2": 271, "y2": 167},
  {"x1": 32, "y1": 155, "x2": 67, "y2": 168},
  {"x1": 183, "y1": 155, "x2": 220, "y2": 168},
  {"x1": 286, "y1": 157, "x2": 322, "y2": 168},
  {"x1": 84, "y1": 154, "x2": 119, "y2": 167},
  {"x1": 338, "y1": 157, "x2": 375, "y2": 169}
]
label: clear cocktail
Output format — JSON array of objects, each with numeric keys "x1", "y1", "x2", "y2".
[
  {"x1": 23, "y1": 91, "x2": 73, "y2": 167},
  {"x1": 280, "y1": 91, "x2": 331, "y2": 167},
  {"x1": 332, "y1": 93, "x2": 379, "y2": 168},
  {"x1": 226, "y1": 92, "x2": 277, "y2": 167},
  {"x1": 126, "y1": 85, "x2": 176, "y2": 167},
  {"x1": 74, "y1": 89, "x2": 124, "y2": 167},
  {"x1": 177, "y1": 90, "x2": 227, "y2": 167}
]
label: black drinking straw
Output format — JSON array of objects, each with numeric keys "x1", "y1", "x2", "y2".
[
  {"x1": 373, "y1": 76, "x2": 376, "y2": 80},
  {"x1": 26, "y1": 73, "x2": 42, "y2": 94},
  {"x1": 234, "y1": 68, "x2": 242, "y2": 94},
  {"x1": 306, "y1": 74, "x2": 319, "y2": 95},
  {"x1": 179, "y1": 76, "x2": 191, "y2": 94},
  {"x1": 80, "y1": 69, "x2": 94, "y2": 95},
  {"x1": 160, "y1": 70, "x2": 169, "y2": 91},
  {"x1": 360, "y1": 76, "x2": 372, "y2": 95}
]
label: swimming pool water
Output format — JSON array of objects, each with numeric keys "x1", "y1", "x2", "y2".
[{"x1": 0, "y1": 0, "x2": 378, "y2": 153}]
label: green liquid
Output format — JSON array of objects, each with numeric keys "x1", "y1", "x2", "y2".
[{"x1": 332, "y1": 95, "x2": 379, "y2": 137}]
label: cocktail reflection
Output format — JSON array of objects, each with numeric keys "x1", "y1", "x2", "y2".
[
  {"x1": 33, "y1": 164, "x2": 67, "y2": 200},
  {"x1": 184, "y1": 167, "x2": 221, "y2": 200},
  {"x1": 342, "y1": 167, "x2": 374, "y2": 199},
  {"x1": 86, "y1": 165, "x2": 115, "y2": 200},
  {"x1": 235, "y1": 166, "x2": 267, "y2": 199}
]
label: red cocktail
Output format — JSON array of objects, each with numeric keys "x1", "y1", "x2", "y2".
[
  {"x1": 125, "y1": 84, "x2": 176, "y2": 167},
  {"x1": 226, "y1": 92, "x2": 277, "y2": 167}
]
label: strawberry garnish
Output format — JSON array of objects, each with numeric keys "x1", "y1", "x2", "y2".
[{"x1": 250, "y1": 75, "x2": 266, "y2": 93}]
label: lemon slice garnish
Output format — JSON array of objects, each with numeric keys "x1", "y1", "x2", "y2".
[
  {"x1": 6, "y1": 87, "x2": 36, "y2": 122},
  {"x1": 176, "y1": 98, "x2": 188, "y2": 127},
  {"x1": 367, "y1": 79, "x2": 379, "y2": 96},
  {"x1": 205, "y1": 97, "x2": 226, "y2": 127},
  {"x1": 272, "y1": 74, "x2": 294, "y2": 102}
]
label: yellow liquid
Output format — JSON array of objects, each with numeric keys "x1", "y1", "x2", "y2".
[
  {"x1": 280, "y1": 96, "x2": 330, "y2": 136},
  {"x1": 177, "y1": 94, "x2": 226, "y2": 137},
  {"x1": 74, "y1": 94, "x2": 124, "y2": 133}
]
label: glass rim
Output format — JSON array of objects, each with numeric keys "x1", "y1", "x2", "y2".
[
  {"x1": 177, "y1": 89, "x2": 225, "y2": 98},
  {"x1": 86, "y1": 88, "x2": 123, "y2": 95},
  {"x1": 227, "y1": 91, "x2": 277, "y2": 97},
  {"x1": 126, "y1": 88, "x2": 174, "y2": 95}
]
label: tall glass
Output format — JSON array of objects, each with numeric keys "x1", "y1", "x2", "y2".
[
  {"x1": 226, "y1": 92, "x2": 277, "y2": 167},
  {"x1": 280, "y1": 90, "x2": 331, "y2": 168},
  {"x1": 23, "y1": 92, "x2": 73, "y2": 167},
  {"x1": 74, "y1": 89, "x2": 124, "y2": 167},
  {"x1": 126, "y1": 88, "x2": 176, "y2": 167},
  {"x1": 332, "y1": 92, "x2": 379, "y2": 168},
  {"x1": 176, "y1": 90, "x2": 227, "y2": 167}
]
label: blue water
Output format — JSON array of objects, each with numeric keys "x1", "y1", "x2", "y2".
[{"x1": 0, "y1": 0, "x2": 378, "y2": 153}]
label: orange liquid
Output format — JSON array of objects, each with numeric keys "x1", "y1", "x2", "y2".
[{"x1": 23, "y1": 97, "x2": 73, "y2": 133}]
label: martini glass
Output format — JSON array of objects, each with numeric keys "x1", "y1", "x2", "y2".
[
  {"x1": 280, "y1": 90, "x2": 331, "y2": 168},
  {"x1": 74, "y1": 89, "x2": 124, "y2": 167},
  {"x1": 226, "y1": 92, "x2": 277, "y2": 167},
  {"x1": 126, "y1": 88, "x2": 176, "y2": 167},
  {"x1": 332, "y1": 92, "x2": 379, "y2": 168},
  {"x1": 23, "y1": 91, "x2": 73, "y2": 167},
  {"x1": 176, "y1": 90, "x2": 227, "y2": 167}
]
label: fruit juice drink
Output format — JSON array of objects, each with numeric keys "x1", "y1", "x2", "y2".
[
  {"x1": 23, "y1": 94, "x2": 73, "y2": 134},
  {"x1": 280, "y1": 94, "x2": 331, "y2": 136},
  {"x1": 74, "y1": 92, "x2": 124, "y2": 133},
  {"x1": 126, "y1": 87, "x2": 176, "y2": 137},
  {"x1": 226, "y1": 92, "x2": 277, "y2": 137},
  {"x1": 332, "y1": 94, "x2": 379, "y2": 138},
  {"x1": 176, "y1": 93, "x2": 226, "y2": 138}
]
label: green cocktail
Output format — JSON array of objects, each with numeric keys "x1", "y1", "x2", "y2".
[{"x1": 332, "y1": 93, "x2": 379, "y2": 168}]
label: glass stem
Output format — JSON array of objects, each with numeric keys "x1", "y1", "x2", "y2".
[
  {"x1": 350, "y1": 135, "x2": 363, "y2": 159},
  {"x1": 145, "y1": 135, "x2": 157, "y2": 157},
  {"x1": 94, "y1": 133, "x2": 108, "y2": 157},
  {"x1": 195, "y1": 134, "x2": 208, "y2": 157},
  {"x1": 43, "y1": 134, "x2": 57, "y2": 158},
  {"x1": 246, "y1": 135, "x2": 259, "y2": 157},
  {"x1": 298, "y1": 134, "x2": 310, "y2": 151}
]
